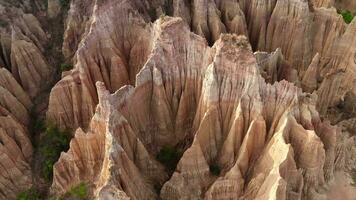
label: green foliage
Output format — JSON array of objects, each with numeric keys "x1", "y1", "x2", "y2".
[
  {"x1": 59, "y1": 0, "x2": 70, "y2": 9},
  {"x1": 352, "y1": 169, "x2": 356, "y2": 187},
  {"x1": 0, "y1": 19, "x2": 8, "y2": 27},
  {"x1": 59, "y1": 183, "x2": 88, "y2": 200},
  {"x1": 338, "y1": 9, "x2": 354, "y2": 24},
  {"x1": 16, "y1": 188, "x2": 41, "y2": 200},
  {"x1": 209, "y1": 164, "x2": 221, "y2": 176},
  {"x1": 60, "y1": 63, "x2": 73, "y2": 72},
  {"x1": 156, "y1": 145, "x2": 182, "y2": 171},
  {"x1": 39, "y1": 123, "x2": 71, "y2": 181}
]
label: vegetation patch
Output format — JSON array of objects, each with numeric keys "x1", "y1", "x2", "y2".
[
  {"x1": 0, "y1": 19, "x2": 8, "y2": 27},
  {"x1": 16, "y1": 188, "x2": 41, "y2": 200},
  {"x1": 352, "y1": 169, "x2": 356, "y2": 187},
  {"x1": 60, "y1": 63, "x2": 73, "y2": 72},
  {"x1": 338, "y1": 9, "x2": 354, "y2": 24},
  {"x1": 38, "y1": 123, "x2": 72, "y2": 181},
  {"x1": 209, "y1": 164, "x2": 221, "y2": 176},
  {"x1": 59, "y1": 182, "x2": 88, "y2": 200},
  {"x1": 156, "y1": 145, "x2": 182, "y2": 171},
  {"x1": 59, "y1": 0, "x2": 70, "y2": 10}
]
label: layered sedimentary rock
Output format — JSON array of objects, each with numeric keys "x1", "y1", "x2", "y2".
[
  {"x1": 0, "y1": 2, "x2": 53, "y2": 198},
  {"x1": 52, "y1": 17, "x2": 338, "y2": 200},
  {"x1": 0, "y1": 67, "x2": 33, "y2": 199},
  {"x1": 47, "y1": 0, "x2": 155, "y2": 129},
  {"x1": 255, "y1": 48, "x2": 300, "y2": 85},
  {"x1": 49, "y1": 0, "x2": 355, "y2": 131},
  {"x1": 1, "y1": 5, "x2": 52, "y2": 98},
  {"x1": 315, "y1": 19, "x2": 356, "y2": 114}
]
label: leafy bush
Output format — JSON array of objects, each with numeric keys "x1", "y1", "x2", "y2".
[
  {"x1": 59, "y1": 183, "x2": 88, "y2": 200},
  {"x1": 59, "y1": 0, "x2": 70, "y2": 9},
  {"x1": 156, "y1": 145, "x2": 182, "y2": 171},
  {"x1": 209, "y1": 164, "x2": 221, "y2": 176},
  {"x1": 60, "y1": 63, "x2": 73, "y2": 72},
  {"x1": 0, "y1": 19, "x2": 8, "y2": 27},
  {"x1": 352, "y1": 170, "x2": 356, "y2": 186},
  {"x1": 16, "y1": 188, "x2": 41, "y2": 200},
  {"x1": 39, "y1": 123, "x2": 71, "y2": 181},
  {"x1": 338, "y1": 9, "x2": 354, "y2": 24}
]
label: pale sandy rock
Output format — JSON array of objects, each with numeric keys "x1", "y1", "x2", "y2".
[
  {"x1": 50, "y1": 16, "x2": 339, "y2": 200},
  {"x1": 316, "y1": 19, "x2": 356, "y2": 114},
  {"x1": 48, "y1": 0, "x2": 154, "y2": 130},
  {"x1": 239, "y1": 0, "x2": 277, "y2": 50},
  {"x1": 62, "y1": 0, "x2": 94, "y2": 60},
  {"x1": 47, "y1": 0, "x2": 62, "y2": 18},
  {"x1": 10, "y1": 34, "x2": 51, "y2": 98},
  {"x1": 0, "y1": 68, "x2": 32, "y2": 110},
  {"x1": 265, "y1": 0, "x2": 313, "y2": 75},
  {"x1": 0, "y1": 5, "x2": 51, "y2": 98},
  {"x1": 302, "y1": 53, "x2": 320, "y2": 93},
  {"x1": 0, "y1": 106, "x2": 33, "y2": 200},
  {"x1": 51, "y1": 83, "x2": 167, "y2": 199},
  {"x1": 50, "y1": 0, "x2": 356, "y2": 131},
  {"x1": 38, "y1": 1, "x2": 356, "y2": 199}
]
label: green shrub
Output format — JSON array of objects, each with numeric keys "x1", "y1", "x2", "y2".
[
  {"x1": 60, "y1": 63, "x2": 73, "y2": 72},
  {"x1": 338, "y1": 9, "x2": 354, "y2": 24},
  {"x1": 16, "y1": 188, "x2": 41, "y2": 200},
  {"x1": 209, "y1": 164, "x2": 220, "y2": 176},
  {"x1": 39, "y1": 123, "x2": 71, "y2": 181},
  {"x1": 352, "y1": 169, "x2": 356, "y2": 186},
  {"x1": 156, "y1": 145, "x2": 182, "y2": 171},
  {"x1": 61, "y1": 183, "x2": 88, "y2": 200},
  {"x1": 0, "y1": 19, "x2": 8, "y2": 27},
  {"x1": 59, "y1": 0, "x2": 70, "y2": 9}
]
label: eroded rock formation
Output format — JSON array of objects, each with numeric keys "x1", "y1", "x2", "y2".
[
  {"x1": 0, "y1": 0, "x2": 355, "y2": 199},
  {"x1": 0, "y1": 2, "x2": 53, "y2": 198},
  {"x1": 51, "y1": 17, "x2": 340, "y2": 200}
]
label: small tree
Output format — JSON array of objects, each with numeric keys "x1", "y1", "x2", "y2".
[
  {"x1": 209, "y1": 164, "x2": 221, "y2": 176},
  {"x1": 156, "y1": 145, "x2": 182, "y2": 171},
  {"x1": 16, "y1": 188, "x2": 41, "y2": 200},
  {"x1": 338, "y1": 9, "x2": 354, "y2": 24},
  {"x1": 60, "y1": 183, "x2": 88, "y2": 200},
  {"x1": 60, "y1": 63, "x2": 73, "y2": 72},
  {"x1": 59, "y1": 0, "x2": 70, "y2": 9},
  {"x1": 38, "y1": 123, "x2": 72, "y2": 181}
]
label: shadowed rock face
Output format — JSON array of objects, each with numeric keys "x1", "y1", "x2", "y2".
[{"x1": 0, "y1": 1, "x2": 53, "y2": 198}]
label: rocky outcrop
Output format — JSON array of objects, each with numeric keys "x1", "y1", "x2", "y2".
[
  {"x1": 51, "y1": 82, "x2": 167, "y2": 199},
  {"x1": 62, "y1": 0, "x2": 94, "y2": 60},
  {"x1": 51, "y1": 17, "x2": 338, "y2": 200},
  {"x1": 255, "y1": 48, "x2": 300, "y2": 85},
  {"x1": 0, "y1": 68, "x2": 33, "y2": 199},
  {"x1": 0, "y1": 2, "x2": 54, "y2": 198},
  {"x1": 47, "y1": 0, "x2": 155, "y2": 129},
  {"x1": 1, "y1": 5, "x2": 52, "y2": 98},
  {"x1": 50, "y1": 0, "x2": 356, "y2": 131}
]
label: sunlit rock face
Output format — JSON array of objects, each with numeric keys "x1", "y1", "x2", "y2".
[
  {"x1": 44, "y1": 0, "x2": 356, "y2": 199},
  {"x1": 1, "y1": 0, "x2": 355, "y2": 199},
  {"x1": 51, "y1": 16, "x2": 339, "y2": 200},
  {"x1": 47, "y1": 0, "x2": 356, "y2": 131}
]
